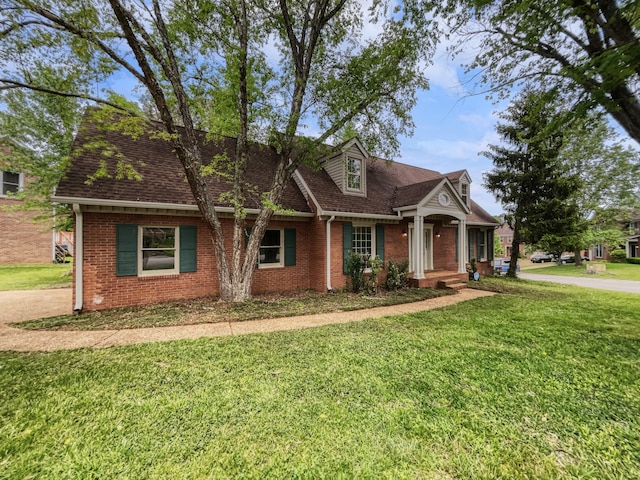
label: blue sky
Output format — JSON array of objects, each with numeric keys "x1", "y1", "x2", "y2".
[{"x1": 397, "y1": 48, "x2": 506, "y2": 216}]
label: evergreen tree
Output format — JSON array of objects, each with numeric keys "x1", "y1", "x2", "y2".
[{"x1": 483, "y1": 89, "x2": 583, "y2": 277}]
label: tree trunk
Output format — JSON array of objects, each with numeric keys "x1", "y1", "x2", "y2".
[{"x1": 574, "y1": 248, "x2": 583, "y2": 267}]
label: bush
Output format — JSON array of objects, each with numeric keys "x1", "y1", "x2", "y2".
[
  {"x1": 627, "y1": 257, "x2": 640, "y2": 265},
  {"x1": 345, "y1": 252, "x2": 383, "y2": 294},
  {"x1": 609, "y1": 249, "x2": 627, "y2": 263},
  {"x1": 385, "y1": 258, "x2": 409, "y2": 291}
]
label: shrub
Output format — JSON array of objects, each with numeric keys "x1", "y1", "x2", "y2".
[
  {"x1": 345, "y1": 252, "x2": 383, "y2": 294},
  {"x1": 385, "y1": 258, "x2": 409, "y2": 291},
  {"x1": 609, "y1": 249, "x2": 627, "y2": 263},
  {"x1": 627, "y1": 257, "x2": 640, "y2": 265}
]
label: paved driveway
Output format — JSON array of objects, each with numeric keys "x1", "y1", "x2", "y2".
[
  {"x1": 519, "y1": 273, "x2": 640, "y2": 294},
  {"x1": 0, "y1": 288, "x2": 72, "y2": 325}
]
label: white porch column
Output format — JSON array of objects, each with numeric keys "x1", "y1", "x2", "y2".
[
  {"x1": 413, "y1": 215, "x2": 425, "y2": 279},
  {"x1": 457, "y1": 219, "x2": 467, "y2": 273}
]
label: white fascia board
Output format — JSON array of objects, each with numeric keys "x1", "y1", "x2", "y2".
[
  {"x1": 51, "y1": 196, "x2": 314, "y2": 217},
  {"x1": 292, "y1": 169, "x2": 322, "y2": 215},
  {"x1": 466, "y1": 221, "x2": 500, "y2": 227}
]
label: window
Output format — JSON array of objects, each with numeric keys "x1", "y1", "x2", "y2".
[
  {"x1": 140, "y1": 227, "x2": 178, "y2": 275},
  {"x1": 1, "y1": 171, "x2": 21, "y2": 196},
  {"x1": 259, "y1": 229, "x2": 283, "y2": 267},
  {"x1": 346, "y1": 157, "x2": 362, "y2": 191},
  {"x1": 595, "y1": 244, "x2": 604, "y2": 259},
  {"x1": 477, "y1": 230, "x2": 486, "y2": 260},
  {"x1": 352, "y1": 225, "x2": 372, "y2": 256},
  {"x1": 461, "y1": 183, "x2": 468, "y2": 205},
  {"x1": 116, "y1": 224, "x2": 197, "y2": 277}
]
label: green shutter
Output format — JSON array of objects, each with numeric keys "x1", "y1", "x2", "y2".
[
  {"x1": 488, "y1": 230, "x2": 494, "y2": 261},
  {"x1": 477, "y1": 230, "x2": 484, "y2": 260},
  {"x1": 284, "y1": 228, "x2": 296, "y2": 266},
  {"x1": 375, "y1": 224, "x2": 384, "y2": 261},
  {"x1": 468, "y1": 229, "x2": 474, "y2": 261},
  {"x1": 455, "y1": 226, "x2": 459, "y2": 262},
  {"x1": 180, "y1": 225, "x2": 197, "y2": 273},
  {"x1": 116, "y1": 224, "x2": 138, "y2": 276},
  {"x1": 343, "y1": 223, "x2": 353, "y2": 273}
]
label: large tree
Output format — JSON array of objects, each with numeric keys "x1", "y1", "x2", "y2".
[
  {"x1": 483, "y1": 89, "x2": 583, "y2": 277},
  {"x1": 0, "y1": 0, "x2": 435, "y2": 301},
  {"x1": 440, "y1": 0, "x2": 640, "y2": 144}
]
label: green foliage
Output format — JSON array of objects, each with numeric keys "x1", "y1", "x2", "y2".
[
  {"x1": 443, "y1": 0, "x2": 640, "y2": 144},
  {"x1": 483, "y1": 89, "x2": 585, "y2": 265},
  {"x1": 493, "y1": 234, "x2": 505, "y2": 257},
  {"x1": 345, "y1": 252, "x2": 383, "y2": 294},
  {"x1": 609, "y1": 249, "x2": 628, "y2": 263},
  {"x1": 384, "y1": 258, "x2": 410, "y2": 291},
  {"x1": 0, "y1": 264, "x2": 72, "y2": 291},
  {"x1": 627, "y1": 257, "x2": 640, "y2": 265}
]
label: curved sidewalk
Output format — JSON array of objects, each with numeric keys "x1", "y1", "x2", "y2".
[{"x1": 0, "y1": 288, "x2": 495, "y2": 352}]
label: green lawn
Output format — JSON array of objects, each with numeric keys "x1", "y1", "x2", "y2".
[
  {"x1": 1, "y1": 278, "x2": 639, "y2": 478},
  {"x1": 0, "y1": 263, "x2": 73, "y2": 291},
  {"x1": 526, "y1": 262, "x2": 640, "y2": 281}
]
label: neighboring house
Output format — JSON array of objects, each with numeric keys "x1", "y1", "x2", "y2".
[
  {"x1": 495, "y1": 223, "x2": 525, "y2": 258},
  {"x1": 625, "y1": 212, "x2": 639, "y2": 258},
  {"x1": 53, "y1": 116, "x2": 499, "y2": 312},
  {"x1": 0, "y1": 143, "x2": 54, "y2": 264}
]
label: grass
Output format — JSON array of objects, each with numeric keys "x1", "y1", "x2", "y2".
[
  {"x1": 1, "y1": 278, "x2": 639, "y2": 479},
  {"x1": 526, "y1": 262, "x2": 640, "y2": 281},
  {"x1": 0, "y1": 262, "x2": 73, "y2": 291},
  {"x1": 14, "y1": 287, "x2": 452, "y2": 331}
]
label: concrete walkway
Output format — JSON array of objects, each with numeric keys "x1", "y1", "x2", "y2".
[
  {"x1": 519, "y1": 273, "x2": 640, "y2": 294},
  {"x1": 0, "y1": 288, "x2": 495, "y2": 352}
]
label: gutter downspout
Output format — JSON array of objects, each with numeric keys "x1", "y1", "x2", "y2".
[
  {"x1": 326, "y1": 215, "x2": 335, "y2": 292},
  {"x1": 72, "y1": 204, "x2": 83, "y2": 313}
]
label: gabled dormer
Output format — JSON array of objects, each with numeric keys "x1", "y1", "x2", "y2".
[
  {"x1": 321, "y1": 138, "x2": 368, "y2": 197},
  {"x1": 446, "y1": 170, "x2": 472, "y2": 208}
]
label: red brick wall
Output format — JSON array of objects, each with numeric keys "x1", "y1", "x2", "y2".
[
  {"x1": 0, "y1": 197, "x2": 53, "y2": 264},
  {"x1": 77, "y1": 212, "x2": 314, "y2": 311}
]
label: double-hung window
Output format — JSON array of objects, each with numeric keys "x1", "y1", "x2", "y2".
[
  {"x1": 461, "y1": 184, "x2": 468, "y2": 205},
  {"x1": 140, "y1": 227, "x2": 178, "y2": 275},
  {"x1": 1, "y1": 171, "x2": 21, "y2": 196},
  {"x1": 346, "y1": 157, "x2": 362, "y2": 191},
  {"x1": 259, "y1": 229, "x2": 283, "y2": 267},
  {"x1": 352, "y1": 225, "x2": 372, "y2": 256}
]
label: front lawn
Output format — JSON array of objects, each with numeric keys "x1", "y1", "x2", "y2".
[
  {"x1": 1, "y1": 279, "x2": 638, "y2": 478},
  {"x1": 0, "y1": 263, "x2": 73, "y2": 291},
  {"x1": 526, "y1": 261, "x2": 640, "y2": 281}
]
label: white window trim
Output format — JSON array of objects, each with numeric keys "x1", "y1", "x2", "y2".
[
  {"x1": 460, "y1": 183, "x2": 469, "y2": 205},
  {"x1": 345, "y1": 156, "x2": 363, "y2": 193},
  {"x1": 1, "y1": 170, "x2": 23, "y2": 197},
  {"x1": 138, "y1": 226, "x2": 180, "y2": 277},
  {"x1": 351, "y1": 222, "x2": 376, "y2": 258},
  {"x1": 258, "y1": 229, "x2": 284, "y2": 269}
]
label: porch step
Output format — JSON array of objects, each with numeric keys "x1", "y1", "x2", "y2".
[{"x1": 436, "y1": 278, "x2": 468, "y2": 291}]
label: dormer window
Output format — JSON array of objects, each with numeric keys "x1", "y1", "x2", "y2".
[
  {"x1": 461, "y1": 183, "x2": 468, "y2": 205},
  {"x1": 346, "y1": 157, "x2": 362, "y2": 191}
]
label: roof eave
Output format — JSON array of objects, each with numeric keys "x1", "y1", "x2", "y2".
[{"x1": 51, "y1": 196, "x2": 315, "y2": 217}]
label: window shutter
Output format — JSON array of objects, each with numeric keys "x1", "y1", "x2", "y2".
[
  {"x1": 477, "y1": 230, "x2": 484, "y2": 259},
  {"x1": 116, "y1": 224, "x2": 138, "y2": 276},
  {"x1": 455, "y1": 226, "x2": 459, "y2": 262},
  {"x1": 284, "y1": 228, "x2": 296, "y2": 266},
  {"x1": 343, "y1": 223, "x2": 353, "y2": 273},
  {"x1": 468, "y1": 229, "x2": 474, "y2": 261},
  {"x1": 180, "y1": 225, "x2": 197, "y2": 273},
  {"x1": 488, "y1": 230, "x2": 494, "y2": 261},
  {"x1": 375, "y1": 224, "x2": 384, "y2": 261}
]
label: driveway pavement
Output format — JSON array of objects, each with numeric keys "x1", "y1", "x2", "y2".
[
  {"x1": 0, "y1": 288, "x2": 495, "y2": 352},
  {"x1": 519, "y1": 273, "x2": 640, "y2": 294}
]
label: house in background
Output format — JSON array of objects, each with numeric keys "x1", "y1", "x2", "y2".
[
  {"x1": 495, "y1": 223, "x2": 526, "y2": 258},
  {"x1": 0, "y1": 141, "x2": 55, "y2": 264},
  {"x1": 53, "y1": 115, "x2": 499, "y2": 312},
  {"x1": 624, "y1": 212, "x2": 639, "y2": 258}
]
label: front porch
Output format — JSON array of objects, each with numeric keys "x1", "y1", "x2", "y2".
[{"x1": 408, "y1": 270, "x2": 468, "y2": 290}]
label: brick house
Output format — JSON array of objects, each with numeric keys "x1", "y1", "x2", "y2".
[
  {"x1": 626, "y1": 212, "x2": 639, "y2": 258},
  {"x1": 53, "y1": 118, "x2": 498, "y2": 312},
  {"x1": 1, "y1": 142, "x2": 54, "y2": 264}
]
